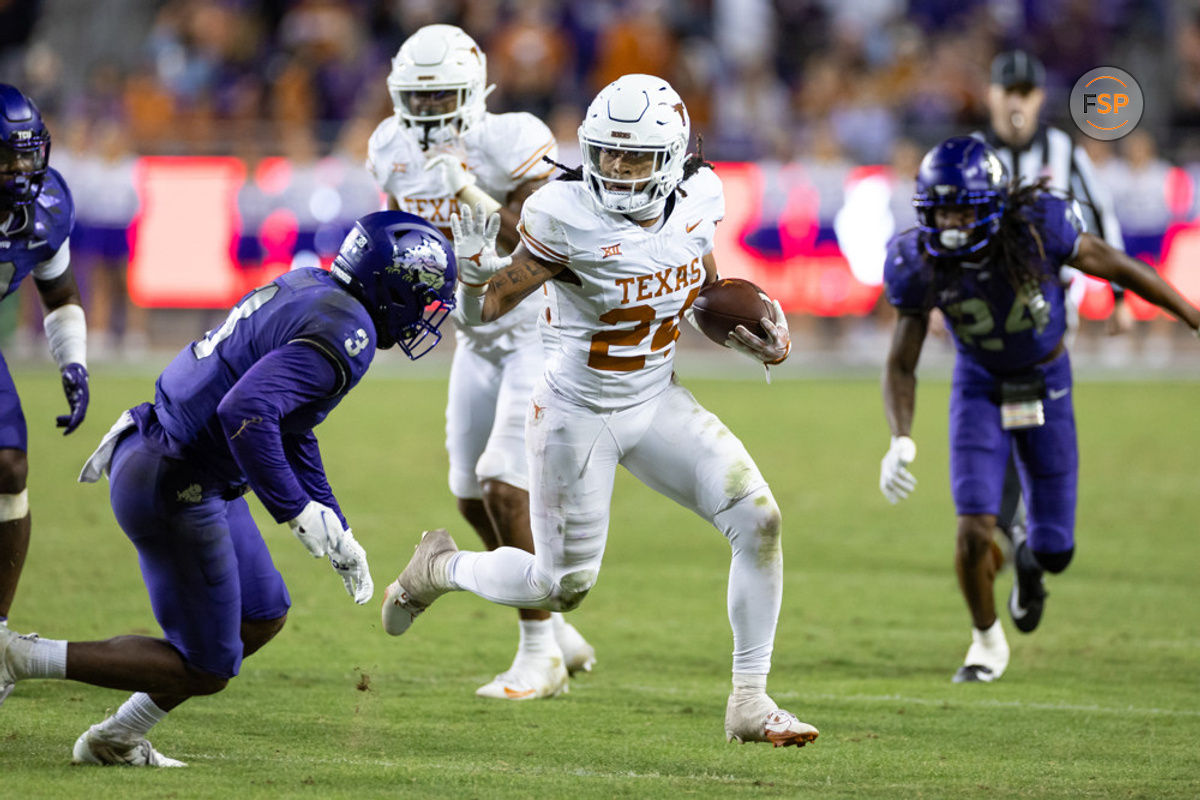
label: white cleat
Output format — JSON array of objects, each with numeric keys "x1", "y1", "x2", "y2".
[
  {"x1": 0, "y1": 625, "x2": 37, "y2": 705},
  {"x1": 72, "y1": 724, "x2": 187, "y2": 767},
  {"x1": 475, "y1": 655, "x2": 569, "y2": 701},
  {"x1": 381, "y1": 529, "x2": 457, "y2": 636},
  {"x1": 952, "y1": 621, "x2": 1010, "y2": 683},
  {"x1": 554, "y1": 618, "x2": 596, "y2": 675},
  {"x1": 724, "y1": 692, "x2": 819, "y2": 748}
]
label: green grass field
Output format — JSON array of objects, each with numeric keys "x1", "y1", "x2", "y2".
[{"x1": 2, "y1": 365, "x2": 1198, "y2": 798}]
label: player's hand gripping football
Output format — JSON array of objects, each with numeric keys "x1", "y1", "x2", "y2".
[
  {"x1": 450, "y1": 203, "x2": 512, "y2": 290},
  {"x1": 288, "y1": 500, "x2": 374, "y2": 603},
  {"x1": 726, "y1": 294, "x2": 791, "y2": 365},
  {"x1": 879, "y1": 436, "x2": 917, "y2": 504},
  {"x1": 57, "y1": 362, "x2": 89, "y2": 435}
]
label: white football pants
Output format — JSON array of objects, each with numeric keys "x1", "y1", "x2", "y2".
[
  {"x1": 449, "y1": 378, "x2": 784, "y2": 674},
  {"x1": 444, "y1": 336, "x2": 542, "y2": 498}
]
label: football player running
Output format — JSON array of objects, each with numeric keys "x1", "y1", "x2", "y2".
[
  {"x1": 0, "y1": 84, "x2": 89, "y2": 707},
  {"x1": 383, "y1": 74, "x2": 816, "y2": 747},
  {"x1": 0, "y1": 211, "x2": 456, "y2": 765},
  {"x1": 367, "y1": 24, "x2": 594, "y2": 701},
  {"x1": 879, "y1": 137, "x2": 1200, "y2": 683}
]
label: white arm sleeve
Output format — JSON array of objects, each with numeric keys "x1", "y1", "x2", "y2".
[
  {"x1": 43, "y1": 303, "x2": 87, "y2": 369},
  {"x1": 33, "y1": 239, "x2": 71, "y2": 281}
]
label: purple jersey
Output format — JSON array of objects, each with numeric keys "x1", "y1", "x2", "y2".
[
  {"x1": 884, "y1": 194, "x2": 1081, "y2": 372},
  {"x1": 0, "y1": 167, "x2": 75, "y2": 299},
  {"x1": 133, "y1": 268, "x2": 375, "y2": 514}
]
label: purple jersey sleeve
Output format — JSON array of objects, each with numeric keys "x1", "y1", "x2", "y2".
[
  {"x1": 283, "y1": 430, "x2": 346, "y2": 527},
  {"x1": 883, "y1": 232, "x2": 931, "y2": 313},
  {"x1": 217, "y1": 341, "x2": 346, "y2": 523},
  {"x1": 1029, "y1": 194, "x2": 1083, "y2": 266}
]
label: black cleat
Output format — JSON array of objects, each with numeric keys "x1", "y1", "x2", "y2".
[
  {"x1": 952, "y1": 664, "x2": 997, "y2": 683},
  {"x1": 1009, "y1": 542, "x2": 1047, "y2": 633}
]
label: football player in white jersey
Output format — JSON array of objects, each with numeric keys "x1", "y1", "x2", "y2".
[
  {"x1": 382, "y1": 74, "x2": 818, "y2": 747},
  {"x1": 367, "y1": 24, "x2": 594, "y2": 701}
]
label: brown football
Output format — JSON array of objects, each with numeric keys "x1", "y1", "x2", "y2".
[{"x1": 689, "y1": 278, "x2": 770, "y2": 346}]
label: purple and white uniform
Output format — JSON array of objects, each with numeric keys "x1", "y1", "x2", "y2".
[
  {"x1": 884, "y1": 194, "x2": 1082, "y2": 555},
  {"x1": 107, "y1": 268, "x2": 374, "y2": 678},
  {"x1": 0, "y1": 167, "x2": 75, "y2": 451}
]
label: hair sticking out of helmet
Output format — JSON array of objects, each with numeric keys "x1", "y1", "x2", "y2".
[
  {"x1": 578, "y1": 74, "x2": 690, "y2": 220},
  {"x1": 330, "y1": 210, "x2": 458, "y2": 359},
  {"x1": 913, "y1": 136, "x2": 1010, "y2": 258},
  {"x1": 0, "y1": 84, "x2": 51, "y2": 211},
  {"x1": 387, "y1": 24, "x2": 492, "y2": 149}
]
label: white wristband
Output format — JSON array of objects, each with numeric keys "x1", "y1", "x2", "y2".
[
  {"x1": 458, "y1": 184, "x2": 502, "y2": 217},
  {"x1": 454, "y1": 281, "x2": 487, "y2": 325},
  {"x1": 43, "y1": 303, "x2": 87, "y2": 369}
]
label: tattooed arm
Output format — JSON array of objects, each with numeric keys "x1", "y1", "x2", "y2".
[{"x1": 480, "y1": 244, "x2": 563, "y2": 323}]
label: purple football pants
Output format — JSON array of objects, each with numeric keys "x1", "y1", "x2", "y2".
[
  {"x1": 108, "y1": 432, "x2": 291, "y2": 679},
  {"x1": 949, "y1": 351, "x2": 1077, "y2": 555},
  {"x1": 0, "y1": 350, "x2": 27, "y2": 451}
]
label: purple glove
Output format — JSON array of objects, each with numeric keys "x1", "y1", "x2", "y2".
[{"x1": 57, "y1": 362, "x2": 89, "y2": 435}]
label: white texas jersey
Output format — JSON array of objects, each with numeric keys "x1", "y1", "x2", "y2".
[
  {"x1": 518, "y1": 168, "x2": 724, "y2": 412},
  {"x1": 366, "y1": 111, "x2": 557, "y2": 351}
]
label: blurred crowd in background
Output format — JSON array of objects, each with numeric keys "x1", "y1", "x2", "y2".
[{"x1": 0, "y1": 0, "x2": 1196, "y2": 360}]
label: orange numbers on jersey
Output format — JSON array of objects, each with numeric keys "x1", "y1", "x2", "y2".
[{"x1": 587, "y1": 286, "x2": 702, "y2": 371}]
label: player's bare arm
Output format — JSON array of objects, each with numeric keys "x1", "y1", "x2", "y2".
[
  {"x1": 883, "y1": 311, "x2": 928, "y2": 437},
  {"x1": 1069, "y1": 233, "x2": 1200, "y2": 331},
  {"x1": 34, "y1": 269, "x2": 84, "y2": 312},
  {"x1": 481, "y1": 244, "x2": 561, "y2": 323},
  {"x1": 496, "y1": 178, "x2": 549, "y2": 252}
]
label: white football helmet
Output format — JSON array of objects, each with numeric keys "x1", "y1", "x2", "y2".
[
  {"x1": 387, "y1": 24, "x2": 491, "y2": 147},
  {"x1": 578, "y1": 74, "x2": 690, "y2": 218}
]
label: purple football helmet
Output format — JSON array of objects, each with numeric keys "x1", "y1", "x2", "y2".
[
  {"x1": 330, "y1": 210, "x2": 457, "y2": 358},
  {"x1": 913, "y1": 136, "x2": 1009, "y2": 258},
  {"x1": 0, "y1": 84, "x2": 51, "y2": 210}
]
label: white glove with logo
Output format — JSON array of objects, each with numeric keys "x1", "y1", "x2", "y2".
[
  {"x1": 424, "y1": 152, "x2": 476, "y2": 196},
  {"x1": 450, "y1": 203, "x2": 512, "y2": 289},
  {"x1": 727, "y1": 295, "x2": 791, "y2": 365},
  {"x1": 288, "y1": 500, "x2": 373, "y2": 603},
  {"x1": 880, "y1": 436, "x2": 917, "y2": 504},
  {"x1": 328, "y1": 528, "x2": 373, "y2": 604}
]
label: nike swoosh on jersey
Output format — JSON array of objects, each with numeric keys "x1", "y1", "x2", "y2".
[
  {"x1": 685, "y1": 220, "x2": 701, "y2": 233},
  {"x1": 1048, "y1": 387, "x2": 1070, "y2": 400}
]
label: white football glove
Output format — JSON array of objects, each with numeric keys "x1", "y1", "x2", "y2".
[
  {"x1": 726, "y1": 296, "x2": 791, "y2": 366},
  {"x1": 288, "y1": 501, "x2": 373, "y2": 603},
  {"x1": 449, "y1": 203, "x2": 512, "y2": 288},
  {"x1": 328, "y1": 528, "x2": 373, "y2": 605},
  {"x1": 288, "y1": 499, "x2": 342, "y2": 557},
  {"x1": 424, "y1": 152, "x2": 476, "y2": 196},
  {"x1": 880, "y1": 436, "x2": 917, "y2": 504}
]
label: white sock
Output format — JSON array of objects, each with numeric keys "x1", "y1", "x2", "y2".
[
  {"x1": 515, "y1": 618, "x2": 559, "y2": 660},
  {"x1": 24, "y1": 637, "x2": 67, "y2": 679},
  {"x1": 731, "y1": 672, "x2": 768, "y2": 696},
  {"x1": 714, "y1": 490, "x2": 783, "y2": 674},
  {"x1": 99, "y1": 692, "x2": 168, "y2": 740}
]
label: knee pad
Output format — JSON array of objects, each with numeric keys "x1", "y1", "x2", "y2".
[
  {"x1": 0, "y1": 490, "x2": 29, "y2": 522},
  {"x1": 554, "y1": 569, "x2": 597, "y2": 612},
  {"x1": 1032, "y1": 547, "x2": 1073, "y2": 574},
  {"x1": 476, "y1": 447, "x2": 527, "y2": 491},
  {"x1": 714, "y1": 488, "x2": 782, "y2": 562}
]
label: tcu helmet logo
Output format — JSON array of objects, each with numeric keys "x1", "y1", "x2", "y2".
[
  {"x1": 983, "y1": 151, "x2": 1005, "y2": 184},
  {"x1": 390, "y1": 237, "x2": 450, "y2": 289},
  {"x1": 12, "y1": 130, "x2": 32, "y2": 142},
  {"x1": 344, "y1": 327, "x2": 370, "y2": 356}
]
